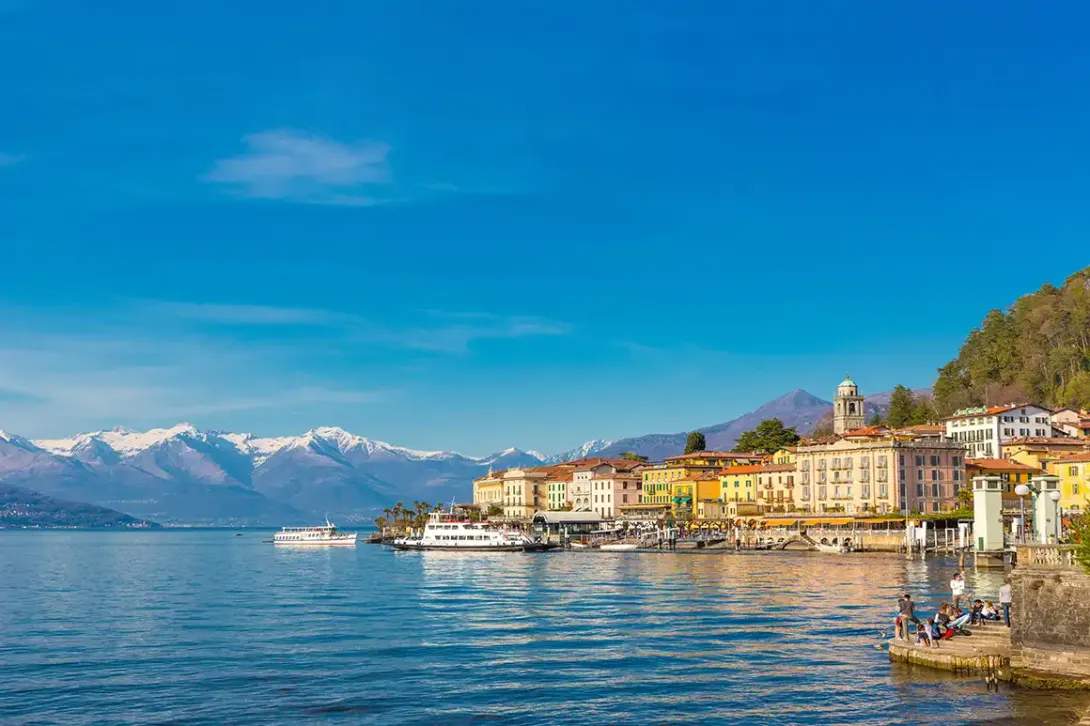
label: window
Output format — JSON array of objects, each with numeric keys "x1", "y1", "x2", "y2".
[
  {"x1": 930, "y1": 456, "x2": 940, "y2": 466},
  {"x1": 846, "y1": 486, "x2": 852, "y2": 498},
  {"x1": 1071, "y1": 466, "x2": 1080, "y2": 476},
  {"x1": 917, "y1": 470, "x2": 923, "y2": 481},
  {"x1": 862, "y1": 484, "x2": 870, "y2": 498},
  {"x1": 917, "y1": 483, "x2": 923, "y2": 497},
  {"x1": 952, "y1": 456, "x2": 962, "y2": 467},
  {"x1": 932, "y1": 483, "x2": 939, "y2": 498},
  {"x1": 899, "y1": 455, "x2": 905, "y2": 466},
  {"x1": 915, "y1": 456, "x2": 924, "y2": 466},
  {"x1": 833, "y1": 485, "x2": 840, "y2": 498},
  {"x1": 931, "y1": 470, "x2": 938, "y2": 481},
  {"x1": 817, "y1": 486, "x2": 827, "y2": 500},
  {"x1": 879, "y1": 483, "x2": 888, "y2": 498},
  {"x1": 953, "y1": 470, "x2": 961, "y2": 481}
]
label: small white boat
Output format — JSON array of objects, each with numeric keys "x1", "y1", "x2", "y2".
[
  {"x1": 599, "y1": 543, "x2": 638, "y2": 552},
  {"x1": 815, "y1": 542, "x2": 850, "y2": 554},
  {"x1": 274, "y1": 519, "x2": 357, "y2": 546},
  {"x1": 570, "y1": 543, "x2": 589, "y2": 550}
]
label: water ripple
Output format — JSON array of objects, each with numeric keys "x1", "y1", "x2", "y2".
[{"x1": 2, "y1": 531, "x2": 1089, "y2": 725}]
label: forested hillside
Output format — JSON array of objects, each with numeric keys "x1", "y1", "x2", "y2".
[{"x1": 934, "y1": 266, "x2": 1090, "y2": 414}]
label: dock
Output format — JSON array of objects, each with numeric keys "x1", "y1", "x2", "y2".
[{"x1": 888, "y1": 625, "x2": 1011, "y2": 677}]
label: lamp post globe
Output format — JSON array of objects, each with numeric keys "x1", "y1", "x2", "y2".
[
  {"x1": 1015, "y1": 484, "x2": 1031, "y2": 497},
  {"x1": 1049, "y1": 490, "x2": 1061, "y2": 502}
]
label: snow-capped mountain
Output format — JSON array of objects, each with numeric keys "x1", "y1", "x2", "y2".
[
  {"x1": 1, "y1": 386, "x2": 920, "y2": 525},
  {"x1": 10, "y1": 424, "x2": 558, "y2": 524}
]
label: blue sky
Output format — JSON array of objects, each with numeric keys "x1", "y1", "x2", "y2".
[{"x1": 2, "y1": 0, "x2": 1089, "y2": 454}]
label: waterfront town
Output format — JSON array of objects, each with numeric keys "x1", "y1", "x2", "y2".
[{"x1": 472, "y1": 375, "x2": 1090, "y2": 531}]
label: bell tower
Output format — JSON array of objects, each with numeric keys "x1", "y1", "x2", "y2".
[{"x1": 834, "y1": 374, "x2": 865, "y2": 434}]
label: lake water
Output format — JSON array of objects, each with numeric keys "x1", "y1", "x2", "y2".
[{"x1": 1, "y1": 531, "x2": 1088, "y2": 725}]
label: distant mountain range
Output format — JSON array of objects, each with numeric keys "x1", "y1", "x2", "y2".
[{"x1": 0, "y1": 387, "x2": 926, "y2": 525}]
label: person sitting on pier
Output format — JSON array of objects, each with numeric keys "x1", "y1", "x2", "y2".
[
  {"x1": 970, "y1": 599, "x2": 985, "y2": 625},
  {"x1": 981, "y1": 601, "x2": 1000, "y2": 622},
  {"x1": 916, "y1": 618, "x2": 940, "y2": 648}
]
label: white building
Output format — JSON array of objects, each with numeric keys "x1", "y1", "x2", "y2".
[
  {"x1": 944, "y1": 404, "x2": 1056, "y2": 458},
  {"x1": 572, "y1": 460, "x2": 646, "y2": 516}
]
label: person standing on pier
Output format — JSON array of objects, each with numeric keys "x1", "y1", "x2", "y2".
[
  {"x1": 999, "y1": 580, "x2": 1013, "y2": 627},
  {"x1": 950, "y1": 571, "x2": 966, "y2": 610},
  {"x1": 897, "y1": 594, "x2": 920, "y2": 641}
]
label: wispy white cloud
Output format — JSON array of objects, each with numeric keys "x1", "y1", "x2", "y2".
[
  {"x1": 145, "y1": 300, "x2": 570, "y2": 353},
  {"x1": 206, "y1": 129, "x2": 391, "y2": 206},
  {"x1": 0, "y1": 301, "x2": 569, "y2": 436}
]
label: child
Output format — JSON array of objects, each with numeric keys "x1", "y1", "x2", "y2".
[{"x1": 916, "y1": 619, "x2": 935, "y2": 648}]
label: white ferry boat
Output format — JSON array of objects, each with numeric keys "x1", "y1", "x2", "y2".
[
  {"x1": 390, "y1": 509, "x2": 535, "y2": 551},
  {"x1": 273, "y1": 519, "x2": 357, "y2": 546}
]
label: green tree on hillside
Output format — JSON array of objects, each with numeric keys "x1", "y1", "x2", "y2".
[
  {"x1": 684, "y1": 432, "x2": 707, "y2": 454},
  {"x1": 886, "y1": 385, "x2": 918, "y2": 428},
  {"x1": 868, "y1": 413, "x2": 883, "y2": 426},
  {"x1": 934, "y1": 267, "x2": 1090, "y2": 414},
  {"x1": 620, "y1": 451, "x2": 649, "y2": 462},
  {"x1": 734, "y1": 418, "x2": 801, "y2": 454}
]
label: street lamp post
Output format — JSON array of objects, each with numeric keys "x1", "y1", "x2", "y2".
[
  {"x1": 1015, "y1": 483, "x2": 1031, "y2": 543},
  {"x1": 1049, "y1": 490, "x2": 1062, "y2": 542}
]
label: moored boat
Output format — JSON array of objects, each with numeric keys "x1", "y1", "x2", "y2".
[
  {"x1": 389, "y1": 509, "x2": 534, "y2": 551},
  {"x1": 273, "y1": 519, "x2": 357, "y2": 546},
  {"x1": 599, "y1": 543, "x2": 638, "y2": 551}
]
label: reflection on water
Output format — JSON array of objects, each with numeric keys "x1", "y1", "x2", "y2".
[{"x1": 0, "y1": 532, "x2": 1087, "y2": 725}]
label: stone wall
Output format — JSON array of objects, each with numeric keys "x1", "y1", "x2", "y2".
[{"x1": 1010, "y1": 545, "x2": 1090, "y2": 685}]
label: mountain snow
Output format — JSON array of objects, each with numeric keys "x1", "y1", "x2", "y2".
[
  {"x1": 33, "y1": 424, "x2": 496, "y2": 466},
  {"x1": 30, "y1": 425, "x2": 621, "y2": 468}
]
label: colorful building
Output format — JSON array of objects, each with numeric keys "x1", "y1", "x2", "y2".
[
  {"x1": 572, "y1": 459, "x2": 646, "y2": 513},
  {"x1": 472, "y1": 469, "x2": 505, "y2": 511},
  {"x1": 1052, "y1": 408, "x2": 1090, "y2": 439},
  {"x1": 795, "y1": 434, "x2": 967, "y2": 514},
  {"x1": 944, "y1": 404, "x2": 1057, "y2": 459},
  {"x1": 1006, "y1": 438, "x2": 1090, "y2": 469},
  {"x1": 1048, "y1": 452, "x2": 1090, "y2": 513},
  {"x1": 642, "y1": 451, "x2": 762, "y2": 506},
  {"x1": 546, "y1": 470, "x2": 573, "y2": 511},
  {"x1": 719, "y1": 465, "x2": 761, "y2": 504},
  {"x1": 965, "y1": 458, "x2": 1043, "y2": 511},
  {"x1": 756, "y1": 462, "x2": 796, "y2": 513}
]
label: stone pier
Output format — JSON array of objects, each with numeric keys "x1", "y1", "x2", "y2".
[
  {"x1": 1010, "y1": 545, "x2": 1090, "y2": 688},
  {"x1": 888, "y1": 624, "x2": 1011, "y2": 677}
]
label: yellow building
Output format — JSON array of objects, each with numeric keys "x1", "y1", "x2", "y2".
[
  {"x1": 642, "y1": 451, "x2": 762, "y2": 506},
  {"x1": 965, "y1": 458, "x2": 1042, "y2": 511},
  {"x1": 1005, "y1": 439, "x2": 1090, "y2": 469},
  {"x1": 1048, "y1": 452, "x2": 1090, "y2": 513},
  {"x1": 498, "y1": 464, "x2": 577, "y2": 519},
  {"x1": 719, "y1": 465, "x2": 761, "y2": 504},
  {"x1": 668, "y1": 472, "x2": 721, "y2": 519},
  {"x1": 757, "y1": 462, "x2": 796, "y2": 513},
  {"x1": 769, "y1": 448, "x2": 797, "y2": 466},
  {"x1": 472, "y1": 469, "x2": 505, "y2": 511}
]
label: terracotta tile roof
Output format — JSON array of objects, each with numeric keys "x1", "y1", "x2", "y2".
[
  {"x1": 1006, "y1": 437, "x2": 1088, "y2": 447},
  {"x1": 720, "y1": 464, "x2": 764, "y2": 475},
  {"x1": 759, "y1": 463, "x2": 796, "y2": 473},
  {"x1": 591, "y1": 472, "x2": 640, "y2": 480},
  {"x1": 840, "y1": 426, "x2": 890, "y2": 437},
  {"x1": 896, "y1": 424, "x2": 945, "y2": 433},
  {"x1": 1056, "y1": 452, "x2": 1090, "y2": 463},
  {"x1": 966, "y1": 458, "x2": 1042, "y2": 472}
]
